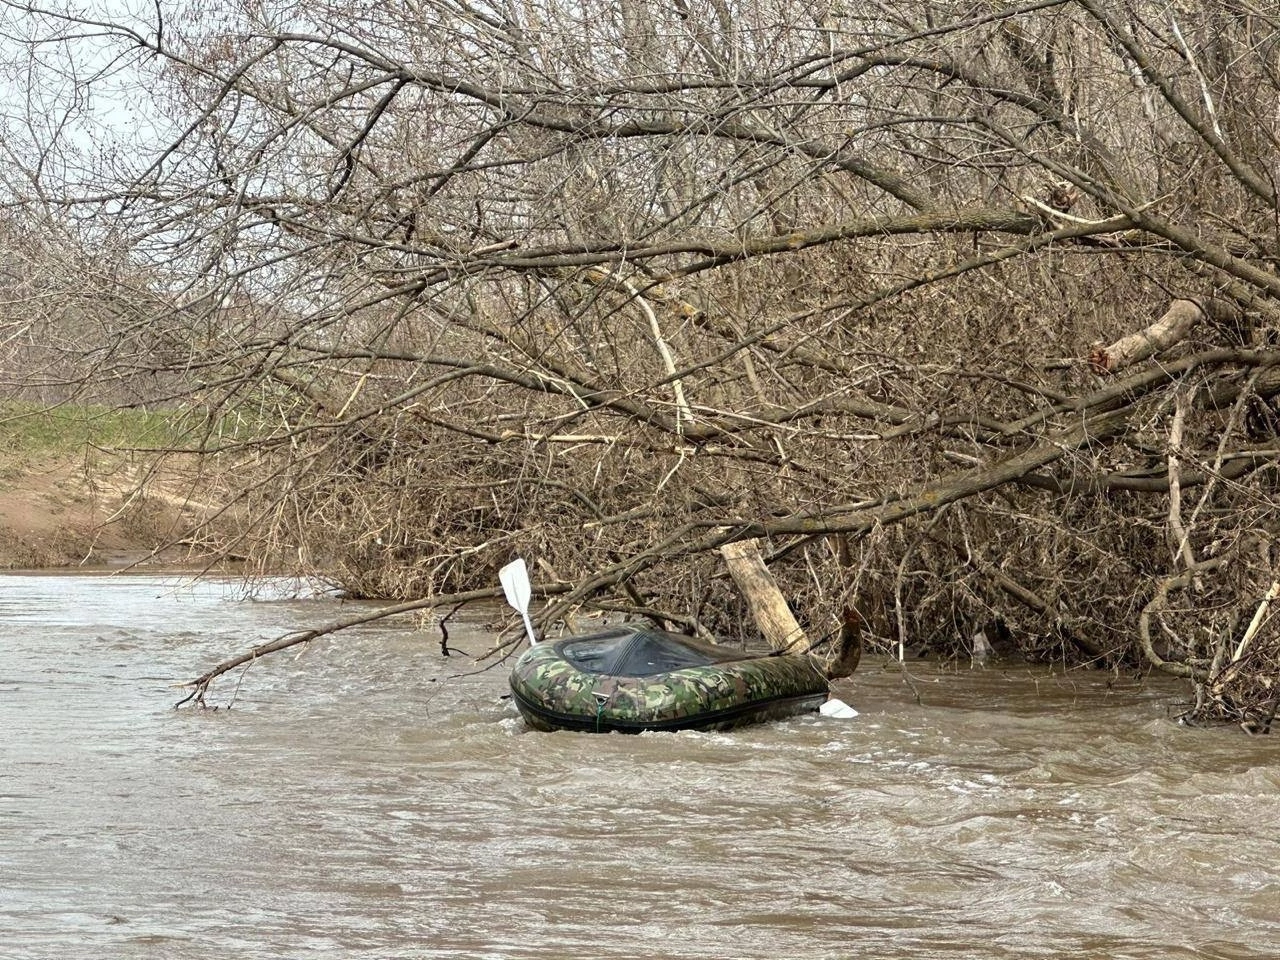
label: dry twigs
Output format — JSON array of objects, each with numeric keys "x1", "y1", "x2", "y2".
[{"x1": 5, "y1": 0, "x2": 1280, "y2": 723}]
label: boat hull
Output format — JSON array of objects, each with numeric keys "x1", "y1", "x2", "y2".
[{"x1": 508, "y1": 628, "x2": 829, "y2": 733}]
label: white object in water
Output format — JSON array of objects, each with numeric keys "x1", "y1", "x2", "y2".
[{"x1": 820, "y1": 698, "x2": 859, "y2": 719}]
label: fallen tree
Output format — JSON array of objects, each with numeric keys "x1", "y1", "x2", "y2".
[{"x1": 5, "y1": 0, "x2": 1280, "y2": 727}]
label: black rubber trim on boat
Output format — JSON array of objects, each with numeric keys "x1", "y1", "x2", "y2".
[{"x1": 509, "y1": 687, "x2": 826, "y2": 733}]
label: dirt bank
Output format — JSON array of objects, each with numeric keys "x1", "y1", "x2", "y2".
[{"x1": 0, "y1": 455, "x2": 234, "y2": 570}]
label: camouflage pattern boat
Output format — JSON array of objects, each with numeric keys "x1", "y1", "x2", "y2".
[{"x1": 508, "y1": 627, "x2": 829, "y2": 733}]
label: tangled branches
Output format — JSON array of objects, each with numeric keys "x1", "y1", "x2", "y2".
[{"x1": 5, "y1": 0, "x2": 1280, "y2": 723}]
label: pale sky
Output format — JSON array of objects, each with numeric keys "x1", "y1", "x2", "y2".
[{"x1": 0, "y1": 0, "x2": 179, "y2": 188}]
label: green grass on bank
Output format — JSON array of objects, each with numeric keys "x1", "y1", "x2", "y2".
[
  {"x1": 0, "y1": 401, "x2": 188, "y2": 455},
  {"x1": 0, "y1": 397, "x2": 290, "y2": 460}
]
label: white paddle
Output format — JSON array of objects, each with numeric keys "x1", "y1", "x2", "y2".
[
  {"x1": 499, "y1": 557, "x2": 538, "y2": 645},
  {"x1": 820, "y1": 698, "x2": 859, "y2": 719}
]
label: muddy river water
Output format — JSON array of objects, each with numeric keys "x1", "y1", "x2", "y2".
[{"x1": 2, "y1": 574, "x2": 1277, "y2": 959}]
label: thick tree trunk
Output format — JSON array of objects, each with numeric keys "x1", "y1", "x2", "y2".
[{"x1": 719, "y1": 538, "x2": 810, "y2": 653}]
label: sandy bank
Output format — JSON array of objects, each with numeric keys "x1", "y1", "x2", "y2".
[{"x1": 0, "y1": 456, "x2": 234, "y2": 571}]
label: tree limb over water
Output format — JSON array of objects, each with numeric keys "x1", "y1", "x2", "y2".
[{"x1": 5, "y1": 0, "x2": 1280, "y2": 725}]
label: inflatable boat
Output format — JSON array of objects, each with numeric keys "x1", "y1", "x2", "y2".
[{"x1": 508, "y1": 626, "x2": 829, "y2": 733}]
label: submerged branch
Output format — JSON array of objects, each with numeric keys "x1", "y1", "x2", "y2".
[{"x1": 175, "y1": 581, "x2": 571, "y2": 707}]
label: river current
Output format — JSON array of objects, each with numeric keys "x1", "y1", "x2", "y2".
[{"x1": 1, "y1": 574, "x2": 1277, "y2": 959}]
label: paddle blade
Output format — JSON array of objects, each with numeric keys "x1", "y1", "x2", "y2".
[
  {"x1": 819, "y1": 698, "x2": 859, "y2": 719},
  {"x1": 499, "y1": 558, "x2": 538, "y2": 645},
  {"x1": 499, "y1": 558, "x2": 531, "y2": 613}
]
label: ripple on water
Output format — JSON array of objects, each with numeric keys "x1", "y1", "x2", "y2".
[{"x1": 2, "y1": 576, "x2": 1277, "y2": 959}]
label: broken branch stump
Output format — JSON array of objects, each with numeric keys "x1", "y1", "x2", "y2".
[{"x1": 1089, "y1": 298, "x2": 1243, "y2": 373}]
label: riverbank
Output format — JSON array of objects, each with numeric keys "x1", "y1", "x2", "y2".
[{"x1": 0, "y1": 454, "x2": 233, "y2": 570}]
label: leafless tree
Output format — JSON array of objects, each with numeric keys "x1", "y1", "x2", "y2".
[{"x1": 4, "y1": 0, "x2": 1280, "y2": 724}]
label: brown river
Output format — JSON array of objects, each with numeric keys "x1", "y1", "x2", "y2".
[{"x1": 2, "y1": 574, "x2": 1277, "y2": 959}]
